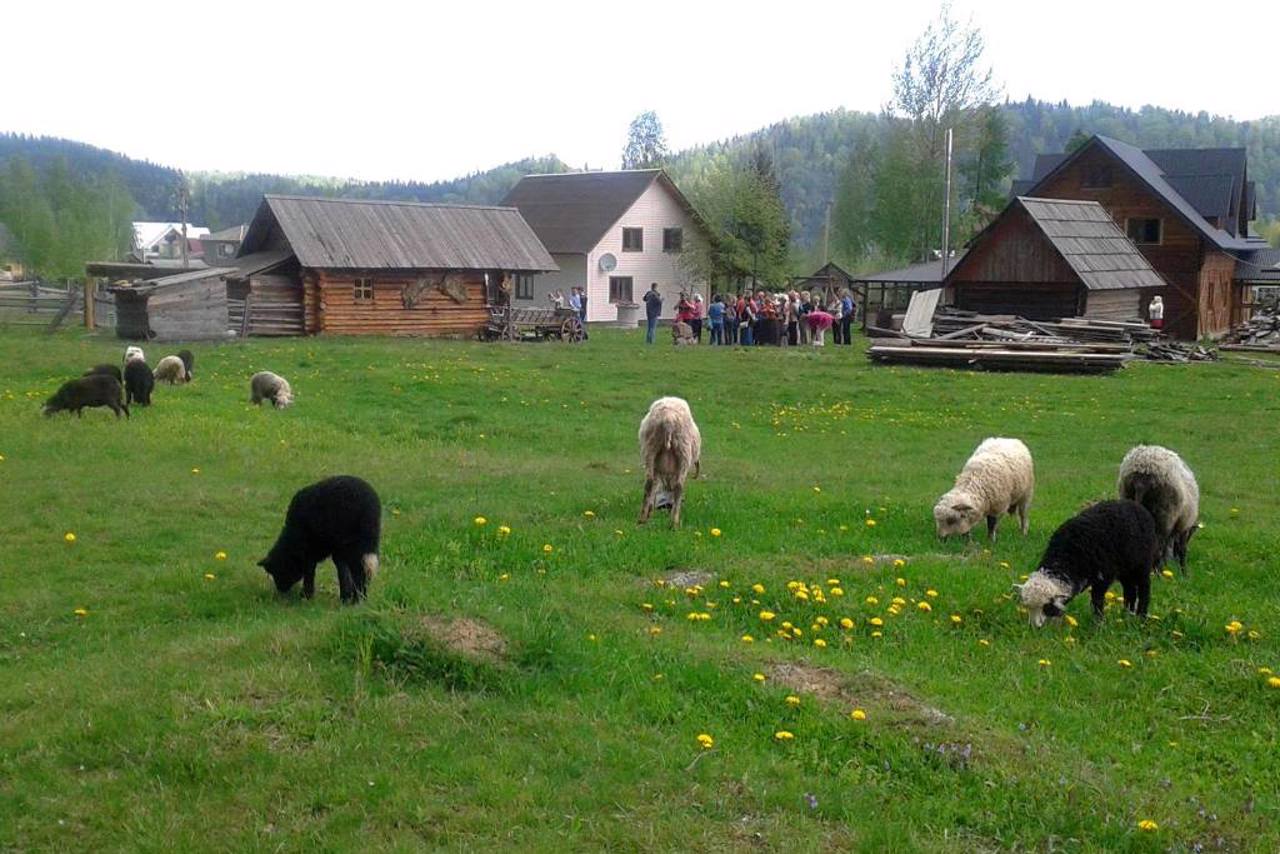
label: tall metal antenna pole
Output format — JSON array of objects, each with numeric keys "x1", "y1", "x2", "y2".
[{"x1": 940, "y1": 127, "x2": 953, "y2": 284}]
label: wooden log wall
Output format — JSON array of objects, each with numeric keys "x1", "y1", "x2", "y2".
[
  {"x1": 954, "y1": 283, "x2": 1080, "y2": 320},
  {"x1": 1197, "y1": 251, "x2": 1235, "y2": 338},
  {"x1": 1083, "y1": 288, "x2": 1143, "y2": 322},
  {"x1": 312, "y1": 270, "x2": 488, "y2": 336},
  {"x1": 147, "y1": 278, "x2": 229, "y2": 340},
  {"x1": 246, "y1": 274, "x2": 305, "y2": 337}
]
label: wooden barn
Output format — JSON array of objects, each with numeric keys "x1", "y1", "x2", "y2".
[
  {"x1": 108, "y1": 267, "x2": 231, "y2": 341},
  {"x1": 1010, "y1": 135, "x2": 1269, "y2": 339},
  {"x1": 946, "y1": 197, "x2": 1166, "y2": 320},
  {"x1": 232, "y1": 195, "x2": 556, "y2": 337}
]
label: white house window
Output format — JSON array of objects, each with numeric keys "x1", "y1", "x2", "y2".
[
  {"x1": 622, "y1": 227, "x2": 643, "y2": 252},
  {"x1": 516, "y1": 274, "x2": 534, "y2": 300},
  {"x1": 1126, "y1": 218, "x2": 1161, "y2": 245},
  {"x1": 663, "y1": 227, "x2": 683, "y2": 253},
  {"x1": 609, "y1": 276, "x2": 634, "y2": 303},
  {"x1": 353, "y1": 277, "x2": 374, "y2": 303}
]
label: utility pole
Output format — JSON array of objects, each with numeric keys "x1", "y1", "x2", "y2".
[
  {"x1": 940, "y1": 127, "x2": 954, "y2": 285},
  {"x1": 822, "y1": 202, "x2": 832, "y2": 266},
  {"x1": 178, "y1": 182, "x2": 190, "y2": 270}
]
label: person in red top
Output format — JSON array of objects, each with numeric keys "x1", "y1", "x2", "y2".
[{"x1": 675, "y1": 293, "x2": 694, "y2": 324}]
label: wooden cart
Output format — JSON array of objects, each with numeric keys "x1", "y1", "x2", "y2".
[{"x1": 485, "y1": 305, "x2": 585, "y2": 342}]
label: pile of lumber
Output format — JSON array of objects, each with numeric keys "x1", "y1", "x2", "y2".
[
  {"x1": 1137, "y1": 341, "x2": 1219, "y2": 363},
  {"x1": 1219, "y1": 306, "x2": 1280, "y2": 352},
  {"x1": 867, "y1": 343, "x2": 1130, "y2": 374}
]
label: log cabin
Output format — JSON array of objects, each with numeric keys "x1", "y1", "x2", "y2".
[
  {"x1": 1011, "y1": 135, "x2": 1275, "y2": 339},
  {"x1": 231, "y1": 195, "x2": 556, "y2": 337},
  {"x1": 946, "y1": 197, "x2": 1166, "y2": 320}
]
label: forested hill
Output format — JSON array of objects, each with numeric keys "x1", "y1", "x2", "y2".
[
  {"x1": 3, "y1": 97, "x2": 1278, "y2": 244},
  {"x1": 667, "y1": 99, "x2": 1280, "y2": 246}
]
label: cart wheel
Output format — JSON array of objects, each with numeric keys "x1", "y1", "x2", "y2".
[{"x1": 561, "y1": 316, "x2": 584, "y2": 342}]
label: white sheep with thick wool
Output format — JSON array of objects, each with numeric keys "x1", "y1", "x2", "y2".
[
  {"x1": 637, "y1": 396, "x2": 701, "y2": 528},
  {"x1": 153, "y1": 355, "x2": 189, "y2": 384},
  {"x1": 250, "y1": 371, "x2": 294, "y2": 409},
  {"x1": 933, "y1": 437, "x2": 1034, "y2": 541},
  {"x1": 1117, "y1": 444, "x2": 1199, "y2": 571}
]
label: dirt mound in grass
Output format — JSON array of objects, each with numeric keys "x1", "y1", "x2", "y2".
[
  {"x1": 768, "y1": 662, "x2": 955, "y2": 728},
  {"x1": 417, "y1": 616, "x2": 508, "y2": 663},
  {"x1": 660, "y1": 568, "x2": 715, "y2": 588}
]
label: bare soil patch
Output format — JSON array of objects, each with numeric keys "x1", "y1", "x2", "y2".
[{"x1": 417, "y1": 616, "x2": 508, "y2": 663}]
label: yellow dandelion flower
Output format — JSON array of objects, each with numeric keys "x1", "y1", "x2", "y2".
[
  {"x1": 1259, "y1": 667, "x2": 1273, "y2": 675},
  {"x1": 865, "y1": 519, "x2": 877, "y2": 527},
  {"x1": 648, "y1": 626, "x2": 662, "y2": 636},
  {"x1": 64, "y1": 532, "x2": 76, "y2": 544},
  {"x1": 815, "y1": 616, "x2": 829, "y2": 626},
  {"x1": 794, "y1": 589, "x2": 809, "y2": 601},
  {"x1": 583, "y1": 510, "x2": 595, "y2": 519},
  {"x1": 850, "y1": 708, "x2": 867, "y2": 721},
  {"x1": 865, "y1": 596, "x2": 879, "y2": 605},
  {"x1": 869, "y1": 617, "x2": 884, "y2": 627},
  {"x1": 950, "y1": 614, "x2": 963, "y2": 625},
  {"x1": 191, "y1": 467, "x2": 201, "y2": 475},
  {"x1": 917, "y1": 601, "x2": 932, "y2": 613},
  {"x1": 752, "y1": 583, "x2": 765, "y2": 594},
  {"x1": 1137, "y1": 819, "x2": 1158, "y2": 832},
  {"x1": 498, "y1": 525, "x2": 512, "y2": 536},
  {"x1": 696, "y1": 733, "x2": 714, "y2": 750},
  {"x1": 719, "y1": 580, "x2": 730, "y2": 588},
  {"x1": 710, "y1": 527, "x2": 722, "y2": 537},
  {"x1": 214, "y1": 550, "x2": 227, "y2": 561},
  {"x1": 791, "y1": 627, "x2": 803, "y2": 637},
  {"x1": 1225, "y1": 621, "x2": 1243, "y2": 635},
  {"x1": 1065, "y1": 615, "x2": 1079, "y2": 628},
  {"x1": 753, "y1": 672, "x2": 766, "y2": 682},
  {"x1": 813, "y1": 485, "x2": 822, "y2": 493},
  {"x1": 498, "y1": 573, "x2": 510, "y2": 582},
  {"x1": 587, "y1": 633, "x2": 597, "y2": 642},
  {"x1": 1117, "y1": 659, "x2": 1133, "y2": 668},
  {"x1": 613, "y1": 529, "x2": 624, "y2": 536},
  {"x1": 1248, "y1": 630, "x2": 1261, "y2": 641},
  {"x1": 542, "y1": 544, "x2": 554, "y2": 554},
  {"x1": 891, "y1": 596, "x2": 906, "y2": 606},
  {"x1": 1145, "y1": 650, "x2": 1158, "y2": 658},
  {"x1": 73, "y1": 607, "x2": 88, "y2": 617},
  {"x1": 474, "y1": 516, "x2": 488, "y2": 526},
  {"x1": 204, "y1": 573, "x2": 216, "y2": 580},
  {"x1": 814, "y1": 638, "x2": 827, "y2": 648},
  {"x1": 978, "y1": 639, "x2": 990, "y2": 647},
  {"x1": 785, "y1": 695, "x2": 801, "y2": 707},
  {"x1": 774, "y1": 730, "x2": 795, "y2": 741},
  {"x1": 925, "y1": 589, "x2": 938, "y2": 598},
  {"x1": 893, "y1": 558, "x2": 905, "y2": 569},
  {"x1": 759, "y1": 610, "x2": 776, "y2": 622},
  {"x1": 871, "y1": 631, "x2": 883, "y2": 638},
  {"x1": 830, "y1": 587, "x2": 844, "y2": 597},
  {"x1": 895, "y1": 577, "x2": 907, "y2": 588},
  {"x1": 861, "y1": 556, "x2": 874, "y2": 566},
  {"x1": 1268, "y1": 676, "x2": 1280, "y2": 689},
  {"x1": 1038, "y1": 658, "x2": 1052, "y2": 667},
  {"x1": 1161, "y1": 569, "x2": 1174, "y2": 579},
  {"x1": 741, "y1": 634, "x2": 754, "y2": 643},
  {"x1": 840, "y1": 617, "x2": 854, "y2": 630},
  {"x1": 641, "y1": 603, "x2": 654, "y2": 612}
]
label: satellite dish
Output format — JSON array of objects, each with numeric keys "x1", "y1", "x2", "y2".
[{"x1": 599, "y1": 253, "x2": 617, "y2": 273}]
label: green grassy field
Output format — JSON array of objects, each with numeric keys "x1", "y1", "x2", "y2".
[{"x1": 1, "y1": 327, "x2": 1277, "y2": 852}]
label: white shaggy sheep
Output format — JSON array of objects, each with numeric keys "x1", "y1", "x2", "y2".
[
  {"x1": 637, "y1": 396, "x2": 702, "y2": 528},
  {"x1": 123, "y1": 346, "x2": 146, "y2": 365},
  {"x1": 153, "y1": 355, "x2": 189, "y2": 384},
  {"x1": 250, "y1": 371, "x2": 294, "y2": 409},
  {"x1": 1117, "y1": 445, "x2": 1200, "y2": 572},
  {"x1": 934, "y1": 437, "x2": 1034, "y2": 541}
]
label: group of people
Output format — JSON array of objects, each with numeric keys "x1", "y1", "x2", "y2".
[
  {"x1": 547, "y1": 287, "x2": 589, "y2": 338},
  {"x1": 643, "y1": 282, "x2": 856, "y2": 347}
]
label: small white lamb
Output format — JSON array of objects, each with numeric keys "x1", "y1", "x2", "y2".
[
  {"x1": 153, "y1": 355, "x2": 189, "y2": 384},
  {"x1": 637, "y1": 396, "x2": 702, "y2": 528},
  {"x1": 933, "y1": 437, "x2": 1034, "y2": 541},
  {"x1": 1117, "y1": 445, "x2": 1200, "y2": 572},
  {"x1": 250, "y1": 371, "x2": 293, "y2": 409}
]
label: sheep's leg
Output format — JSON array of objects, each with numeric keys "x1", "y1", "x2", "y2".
[
  {"x1": 1017, "y1": 501, "x2": 1030, "y2": 535},
  {"x1": 986, "y1": 515, "x2": 999, "y2": 542},
  {"x1": 1134, "y1": 573, "x2": 1151, "y2": 616},
  {"x1": 339, "y1": 549, "x2": 368, "y2": 600},
  {"x1": 693, "y1": 459, "x2": 701, "y2": 479},
  {"x1": 1175, "y1": 528, "x2": 1192, "y2": 573},
  {"x1": 1120, "y1": 579, "x2": 1139, "y2": 615},
  {"x1": 1090, "y1": 585, "x2": 1107, "y2": 618},
  {"x1": 335, "y1": 560, "x2": 356, "y2": 603},
  {"x1": 302, "y1": 568, "x2": 316, "y2": 599},
  {"x1": 638, "y1": 477, "x2": 657, "y2": 524},
  {"x1": 670, "y1": 483, "x2": 686, "y2": 529}
]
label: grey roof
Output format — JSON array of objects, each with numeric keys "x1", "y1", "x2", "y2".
[
  {"x1": 227, "y1": 248, "x2": 294, "y2": 278},
  {"x1": 205, "y1": 224, "x2": 247, "y2": 242},
  {"x1": 503, "y1": 170, "x2": 694, "y2": 254},
  {"x1": 239, "y1": 195, "x2": 557, "y2": 272},
  {"x1": 1237, "y1": 246, "x2": 1280, "y2": 282},
  {"x1": 1018, "y1": 197, "x2": 1167, "y2": 291},
  {"x1": 1023, "y1": 136, "x2": 1254, "y2": 251},
  {"x1": 854, "y1": 254, "x2": 965, "y2": 284}
]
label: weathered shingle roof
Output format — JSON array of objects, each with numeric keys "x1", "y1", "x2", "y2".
[
  {"x1": 503, "y1": 170, "x2": 690, "y2": 254},
  {"x1": 1237, "y1": 246, "x2": 1280, "y2": 282},
  {"x1": 1018, "y1": 197, "x2": 1167, "y2": 291},
  {"x1": 239, "y1": 196, "x2": 557, "y2": 272},
  {"x1": 854, "y1": 255, "x2": 965, "y2": 284}
]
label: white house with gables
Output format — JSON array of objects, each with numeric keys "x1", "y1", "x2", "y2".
[{"x1": 502, "y1": 169, "x2": 710, "y2": 322}]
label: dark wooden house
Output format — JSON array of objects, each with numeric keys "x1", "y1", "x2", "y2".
[
  {"x1": 233, "y1": 195, "x2": 556, "y2": 337},
  {"x1": 947, "y1": 197, "x2": 1166, "y2": 320},
  {"x1": 1011, "y1": 135, "x2": 1273, "y2": 339}
]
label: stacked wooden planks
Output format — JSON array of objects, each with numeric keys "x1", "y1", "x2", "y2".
[{"x1": 867, "y1": 342, "x2": 1130, "y2": 374}]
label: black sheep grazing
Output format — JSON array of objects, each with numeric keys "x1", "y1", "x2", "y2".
[
  {"x1": 84, "y1": 364, "x2": 123, "y2": 383},
  {"x1": 177, "y1": 349, "x2": 195, "y2": 379},
  {"x1": 43, "y1": 374, "x2": 129, "y2": 419},
  {"x1": 124, "y1": 360, "x2": 154, "y2": 407},
  {"x1": 1018, "y1": 500, "x2": 1162, "y2": 627},
  {"x1": 259, "y1": 476, "x2": 381, "y2": 603}
]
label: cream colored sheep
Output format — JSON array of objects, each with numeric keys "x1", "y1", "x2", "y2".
[
  {"x1": 637, "y1": 396, "x2": 702, "y2": 528},
  {"x1": 153, "y1": 355, "x2": 189, "y2": 384},
  {"x1": 1117, "y1": 445, "x2": 1200, "y2": 572},
  {"x1": 250, "y1": 371, "x2": 293, "y2": 409},
  {"x1": 933, "y1": 437, "x2": 1034, "y2": 542}
]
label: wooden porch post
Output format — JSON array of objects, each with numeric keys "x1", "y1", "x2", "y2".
[{"x1": 83, "y1": 278, "x2": 96, "y2": 329}]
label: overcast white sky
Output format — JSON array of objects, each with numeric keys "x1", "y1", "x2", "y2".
[{"x1": 6, "y1": 1, "x2": 1277, "y2": 182}]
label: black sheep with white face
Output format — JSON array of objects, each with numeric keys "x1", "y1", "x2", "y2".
[
  {"x1": 1018, "y1": 500, "x2": 1163, "y2": 627},
  {"x1": 259, "y1": 476, "x2": 381, "y2": 603}
]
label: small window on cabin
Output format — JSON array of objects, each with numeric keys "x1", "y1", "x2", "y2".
[
  {"x1": 219, "y1": 243, "x2": 235, "y2": 257},
  {"x1": 1126, "y1": 218, "x2": 1162, "y2": 245},
  {"x1": 516, "y1": 274, "x2": 534, "y2": 300},
  {"x1": 353, "y1": 278, "x2": 374, "y2": 303},
  {"x1": 663, "y1": 227, "x2": 684, "y2": 253},
  {"x1": 609, "y1": 276, "x2": 634, "y2": 304},
  {"x1": 1081, "y1": 164, "x2": 1113, "y2": 189},
  {"x1": 622, "y1": 227, "x2": 643, "y2": 252}
]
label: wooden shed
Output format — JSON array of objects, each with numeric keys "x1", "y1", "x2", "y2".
[
  {"x1": 107, "y1": 266, "x2": 231, "y2": 341},
  {"x1": 233, "y1": 195, "x2": 557, "y2": 337},
  {"x1": 946, "y1": 197, "x2": 1166, "y2": 321}
]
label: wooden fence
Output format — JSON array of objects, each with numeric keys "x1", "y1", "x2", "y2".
[{"x1": 0, "y1": 282, "x2": 115, "y2": 329}]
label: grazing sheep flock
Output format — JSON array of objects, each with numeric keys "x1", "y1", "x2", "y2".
[
  {"x1": 933, "y1": 437, "x2": 1034, "y2": 542},
  {"x1": 38, "y1": 343, "x2": 1204, "y2": 620},
  {"x1": 637, "y1": 396, "x2": 702, "y2": 528}
]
